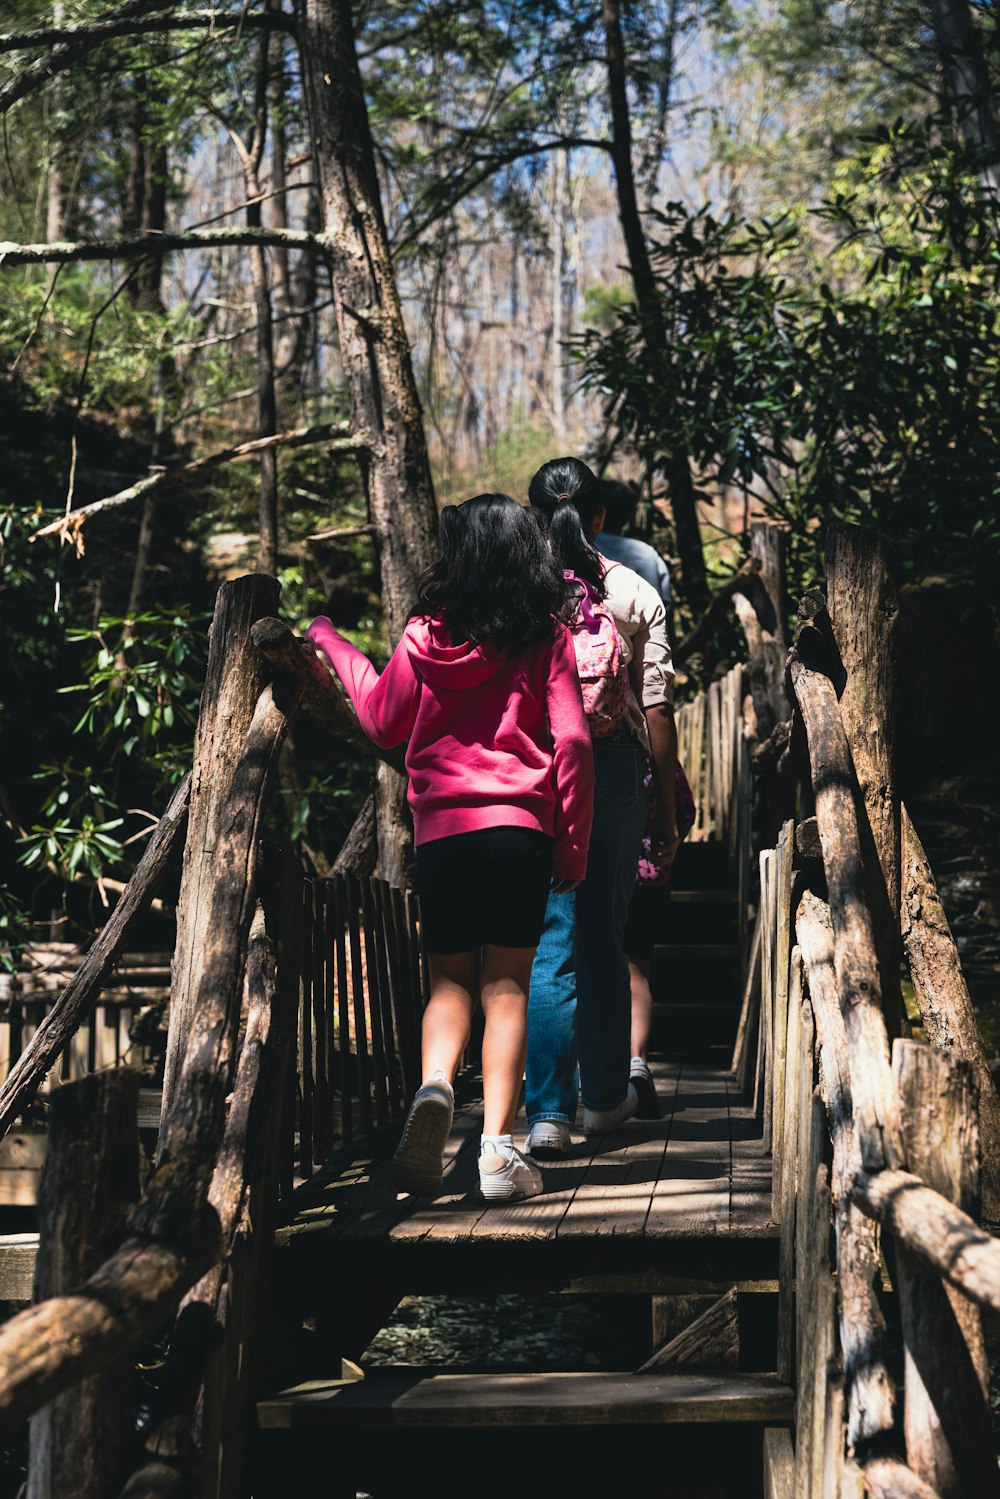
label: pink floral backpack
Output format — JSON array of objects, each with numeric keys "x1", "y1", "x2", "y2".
[{"x1": 563, "y1": 569, "x2": 630, "y2": 738}]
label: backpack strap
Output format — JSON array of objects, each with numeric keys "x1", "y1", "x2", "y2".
[{"x1": 563, "y1": 569, "x2": 601, "y2": 631}]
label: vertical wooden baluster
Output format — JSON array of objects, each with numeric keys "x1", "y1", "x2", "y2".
[
  {"x1": 311, "y1": 879, "x2": 329, "y2": 1161},
  {"x1": 346, "y1": 872, "x2": 373, "y2": 1135},
  {"x1": 323, "y1": 880, "x2": 338, "y2": 1145},
  {"x1": 277, "y1": 849, "x2": 300, "y2": 1196},
  {"x1": 298, "y1": 873, "x2": 314, "y2": 1177},
  {"x1": 389, "y1": 886, "x2": 421, "y2": 1103},
  {"x1": 359, "y1": 877, "x2": 389, "y2": 1126},
  {"x1": 331, "y1": 874, "x2": 353, "y2": 1145},
  {"x1": 373, "y1": 881, "x2": 403, "y2": 1119}
]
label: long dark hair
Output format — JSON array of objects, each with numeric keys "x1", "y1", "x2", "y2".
[
  {"x1": 527, "y1": 457, "x2": 607, "y2": 598},
  {"x1": 415, "y1": 493, "x2": 567, "y2": 654}
]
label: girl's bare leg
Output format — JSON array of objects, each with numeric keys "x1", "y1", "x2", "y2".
[
  {"x1": 421, "y1": 951, "x2": 479, "y2": 1084},
  {"x1": 629, "y1": 956, "x2": 654, "y2": 1062},
  {"x1": 479, "y1": 944, "x2": 536, "y2": 1136}
]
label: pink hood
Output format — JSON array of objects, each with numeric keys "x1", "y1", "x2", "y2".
[{"x1": 307, "y1": 614, "x2": 594, "y2": 883}]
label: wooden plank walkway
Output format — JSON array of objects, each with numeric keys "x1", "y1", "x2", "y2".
[{"x1": 273, "y1": 1058, "x2": 777, "y2": 1297}]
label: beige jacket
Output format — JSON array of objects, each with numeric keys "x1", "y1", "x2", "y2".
[{"x1": 602, "y1": 559, "x2": 675, "y2": 754}]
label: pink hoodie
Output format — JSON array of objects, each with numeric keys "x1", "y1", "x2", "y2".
[{"x1": 307, "y1": 615, "x2": 594, "y2": 882}]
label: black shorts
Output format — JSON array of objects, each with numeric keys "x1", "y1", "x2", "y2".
[
  {"x1": 415, "y1": 827, "x2": 553, "y2": 955},
  {"x1": 624, "y1": 883, "x2": 671, "y2": 963}
]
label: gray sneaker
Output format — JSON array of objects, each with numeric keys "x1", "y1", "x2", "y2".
[
  {"x1": 392, "y1": 1072, "x2": 455, "y2": 1195},
  {"x1": 582, "y1": 1083, "x2": 638, "y2": 1136}
]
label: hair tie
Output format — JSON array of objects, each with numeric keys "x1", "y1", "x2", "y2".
[{"x1": 555, "y1": 492, "x2": 572, "y2": 503}]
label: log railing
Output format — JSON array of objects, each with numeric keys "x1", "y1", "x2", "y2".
[{"x1": 746, "y1": 524, "x2": 1000, "y2": 1499}]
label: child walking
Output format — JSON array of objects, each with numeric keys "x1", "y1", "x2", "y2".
[{"x1": 307, "y1": 494, "x2": 594, "y2": 1203}]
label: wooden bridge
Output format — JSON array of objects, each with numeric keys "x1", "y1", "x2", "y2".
[{"x1": 0, "y1": 524, "x2": 998, "y2": 1498}]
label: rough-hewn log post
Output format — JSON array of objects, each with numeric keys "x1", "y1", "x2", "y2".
[
  {"x1": 902, "y1": 807, "x2": 1000, "y2": 1222},
  {"x1": 28, "y1": 1071, "x2": 141, "y2": 1499},
  {"x1": 295, "y1": 0, "x2": 439, "y2": 886},
  {"x1": 825, "y1": 524, "x2": 903, "y2": 1036},
  {"x1": 125, "y1": 903, "x2": 295, "y2": 1499},
  {"x1": 162, "y1": 575, "x2": 280, "y2": 1120},
  {"x1": 893, "y1": 1041, "x2": 998, "y2": 1497},
  {"x1": 0, "y1": 772, "x2": 189, "y2": 1139},
  {"x1": 150, "y1": 677, "x2": 302, "y2": 1210},
  {"x1": 789, "y1": 658, "x2": 903, "y2": 1173},
  {"x1": 796, "y1": 890, "x2": 896, "y2": 1452}
]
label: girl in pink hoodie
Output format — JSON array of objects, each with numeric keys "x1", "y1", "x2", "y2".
[{"x1": 307, "y1": 494, "x2": 593, "y2": 1203}]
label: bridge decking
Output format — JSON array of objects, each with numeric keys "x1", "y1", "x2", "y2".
[{"x1": 274, "y1": 1058, "x2": 777, "y2": 1295}]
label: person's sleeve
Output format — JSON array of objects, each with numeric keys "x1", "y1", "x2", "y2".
[
  {"x1": 656, "y1": 554, "x2": 672, "y2": 610},
  {"x1": 629, "y1": 575, "x2": 676, "y2": 708},
  {"x1": 306, "y1": 616, "x2": 420, "y2": 749},
  {"x1": 546, "y1": 625, "x2": 595, "y2": 882}
]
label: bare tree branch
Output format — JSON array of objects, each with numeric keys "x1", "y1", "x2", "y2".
[
  {"x1": 0, "y1": 226, "x2": 328, "y2": 268},
  {"x1": 0, "y1": 6, "x2": 296, "y2": 115},
  {"x1": 392, "y1": 136, "x2": 611, "y2": 254},
  {"x1": 30, "y1": 424, "x2": 368, "y2": 546}
]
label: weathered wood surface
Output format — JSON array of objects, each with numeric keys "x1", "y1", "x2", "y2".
[
  {"x1": 854, "y1": 1168, "x2": 1000, "y2": 1313},
  {"x1": 893, "y1": 1041, "x2": 998, "y2": 1497},
  {"x1": 0, "y1": 1207, "x2": 219, "y2": 1441},
  {"x1": 250, "y1": 616, "x2": 405, "y2": 773},
  {"x1": 762, "y1": 1427, "x2": 795, "y2": 1499},
  {"x1": 198, "y1": 904, "x2": 295, "y2": 1499},
  {"x1": 129, "y1": 904, "x2": 295, "y2": 1499},
  {"x1": 902, "y1": 806, "x2": 1000, "y2": 1222},
  {"x1": 28, "y1": 1071, "x2": 140, "y2": 1499},
  {"x1": 162, "y1": 573, "x2": 280, "y2": 1118},
  {"x1": 257, "y1": 1370, "x2": 794, "y2": 1428},
  {"x1": 825, "y1": 523, "x2": 903, "y2": 1035},
  {"x1": 789, "y1": 657, "x2": 903, "y2": 1173},
  {"x1": 863, "y1": 1457, "x2": 943, "y2": 1499},
  {"x1": 796, "y1": 889, "x2": 895, "y2": 1449},
  {"x1": 0, "y1": 773, "x2": 189, "y2": 1139},
  {"x1": 149, "y1": 679, "x2": 302, "y2": 1218},
  {"x1": 637, "y1": 1288, "x2": 739, "y2": 1372},
  {"x1": 273, "y1": 1061, "x2": 774, "y2": 1292}
]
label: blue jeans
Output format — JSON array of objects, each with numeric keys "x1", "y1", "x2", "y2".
[{"x1": 526, "y1": 739, "x2": 649, "y2": 1122}]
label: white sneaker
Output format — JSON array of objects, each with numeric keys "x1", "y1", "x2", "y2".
[
  {"x1": 479, "y1": 1142, "x2": 543, "y2": 1201},
  {"x1": 582, "y1": 1083, "x2": 638, "y2": 1136},
  {"x1": 527, "y1": 1120, "x2": 572, "y2": 1156},
  {"x1": 392, "y1": 1072, "x2": 454, "y2": 1195}
]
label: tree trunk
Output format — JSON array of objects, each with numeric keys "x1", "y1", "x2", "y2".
[
  {"x1": 245, "y1": 27, "x2": 280, "y2": 578},
  {"x1": 550, "y1": 149, "x2": 567, "y2": 445},
  {"x1": 45, "y1": 2, "x2": 63, "y2": 243},
  {"x1": 930, "y1": 0, "x2": 1000, "y2": 193},
  {"x1": 600, "y1": 0, "x2": 708, "y2": 615},
  {"x1": 295, "y1": 0, "x2": 439, "y2": 887}
]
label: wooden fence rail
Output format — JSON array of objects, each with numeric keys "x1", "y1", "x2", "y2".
[{"x1": 748, "y1": 524, "x2": 1000, "y2": 1499}]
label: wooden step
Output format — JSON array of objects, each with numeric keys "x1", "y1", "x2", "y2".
[
  {"x1": 670, "y1": 890, "x2": 738, "y2": 904},
  {"x1": 258, "y1": 1370, "x2": 793, "y2": 1430},
  {"x1": 654, "y1": 943, "x2": 740, "y2": 960}
]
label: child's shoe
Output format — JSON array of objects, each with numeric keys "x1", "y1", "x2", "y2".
[
  {"x1": 527, "y1": 1120, "x2": 572, "y2": 1156},
  {"x1": 582, "y1": 1083, "x2": 638, "y2": 1136},
  {"x1": 392, "y1": 1071, "x2": 454, "y2": 1195},
  {"x1": 629, "y1": 1057, "x2": 662, "y2": 1120},
  {"x1": 479, "y1": 1139, "x2": 543, "y2": 1201}
]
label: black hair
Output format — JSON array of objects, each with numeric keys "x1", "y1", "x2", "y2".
[
  {"x1": 599, "y1": 478, "x2": 638, "y2": 536},
  {"x1": 415, "y1": 493, "x2": 567, "y2": 654},
  {"x1": 527, "y1": 457, "x2": 607, "y2": 598}
]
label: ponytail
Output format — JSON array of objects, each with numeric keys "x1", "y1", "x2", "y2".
[{"x1": 527, "y1": 457, "x2": 607, "y2": 598}]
